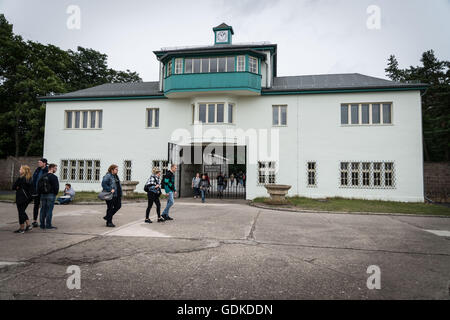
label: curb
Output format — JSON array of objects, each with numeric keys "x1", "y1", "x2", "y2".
[{"x1": 249, "y1": 202, "x2": 450, "y2": 219}]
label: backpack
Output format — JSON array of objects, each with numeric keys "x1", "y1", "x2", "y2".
[
  {"x1": 37, "y1": 174, "x2": 52, "y2": 194},
  {"x1": 144, "y1": 183, "x2": 150, "y2": 193},
  {"x1": 161, "y1": 174, "x2": 167, "y2": 190}
]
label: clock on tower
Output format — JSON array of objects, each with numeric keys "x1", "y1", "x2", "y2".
[{"x1": 213, "y1": 23, "x2": 234, "y2": 45}]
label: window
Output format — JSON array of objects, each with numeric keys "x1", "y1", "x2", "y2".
[
  {"x1": 361, "y1": 104, "x2": 369, "y2": 124},
  {"x1": 199, "y1": 104, "x2": 206, "y2": 123},
  {"x1": 152, "y1": 160, "x2": 169, "y2": 175},
  {"x1": 192, "y1": 104, "x2": 195, "y2": 123},
  {"x1": 124, "y1": 160, "x2": 132, "y2": 181},
  {"x1": 237, "y1": 56, "x2": 245, "y2": 71},
  {"x1": 147, "y1": 108, "x2": 159, "y2": 128},
  {"x1": 216, "y1": 103, "x2": 224, "y2": 123},
  {"x1": 351, "y1": 104, "x2": 359, "y2": 124},
  {"x1": 208, "y1": 104, "x2": 215, "y2": 123},
  {"x1": 65, "y1": 110, "x2": 103, "y2": 129},
  {"x1": 249, "y1": 56, "x2": 258, "y2": 74},
  {"x1": 218, "y1": 57, "x2": 226, "y2": 72},
  {"x1": 193, "y1": 58, "x2": 201, "y2": 73},
  {"x1": 174, "y1": 58, "x2": 183, "y2": 74},
  {"x1": 307, "y1": 162, "x2": 316, "y2": 187},
  {"x1": 362, "y1": 162, "x2": 370, "y2": 186},
  {"x1": 272, "y1": 105, "x2": 287, "y2": 126},
  {"x1": 340, "y1": 161, "x2": 395, "y2": 188},
  {"x1": 82, "y1": 111, "x2": 88, "y2": 128},
  {"x1": 341, "y1": 105, "x2": 348, "y2": 124},
  {"x1": 66, "y1": 112, "x2": 72, "y2": 128},
  {"x1": 341, "y1": 103, "x2": 392, "y2": 125},
  {"x1": 228, "y1": 103, "x2": 234, "y2": 123},
  {"x1": 373, "y1": 162, "x2": 381, "y2": 186},
  {"x1": 258, "y1": 161, "x2": 276, "y2": 185},
  {"x1": 226, "y1": 57, "x2": 235, "y2": 72},
  {"x1": 383, "y1": 104, "x2": 392, "y2": 124},
  {"x1": 185, "y1": 58, "x2": 193, "y2": 73},
  {"x1": 351, "y1": 162, "x2": 359, "y2": 186},
  {"x1": 210, "y1": 58, "x2": 218, "y2": 73},
  {"x1": 197, "y1": 103, "x2": 231, "y2": 124},
  {"x1": 166, "y1": 60, "x2": 173, "y2": 77},
  {"x1": 372, "y1": 104, "x2": 380, "y2": 124},
  {"x1": 60, "y1": 159, "x2": 100, "y2": 182},
  {"x1": 384, "y1": 162, "x2": 394, "y2": 186},
  {"x1": 75, "y1": 111, "x2": 80, "y2": 128},
  {"x1": 340, "y1": 162, "x2": 349, "y2": 186},
  {"x1": 201, "y1": 58, "x2": 209, "y2": 73}
]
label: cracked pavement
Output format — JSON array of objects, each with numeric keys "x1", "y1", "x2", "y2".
[{"x1": 0, "y1": 200, "x2": 449, "y2": 300}]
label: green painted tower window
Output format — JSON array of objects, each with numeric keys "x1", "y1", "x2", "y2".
[
  {"x1": 249, "y1": 56, "x2": 258, "y2": 74},
  {"x1": 237, "y1": 56, "x2": 245, "y2": 71},
  {"x1": 174, "y1": 58, "x2": 183, "y2": 74}
]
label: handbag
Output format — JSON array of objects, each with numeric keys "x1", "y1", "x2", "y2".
[{"x1": 98, "y1": 191, "x2": 113, "y2": 201}]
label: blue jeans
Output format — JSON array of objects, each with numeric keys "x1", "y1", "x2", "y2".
[
  {"x1": 162, "y1": 191, "x2": 174, "y2": 217},
  {"x1": 200, "y1": 189, "x2": 206, "y2": 202},
  {"x1": 57, "y1": 197, "x2": 72, "y2": 205},
  {"x1": 40, "y1": 194, "x2": 56, "y2": 228}
]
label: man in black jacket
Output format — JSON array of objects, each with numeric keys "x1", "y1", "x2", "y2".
[
  {"x1": 38, "y1": 163, "x2": 59, "y2": 230},
  {"x1": 31, "y1": 158, "x2": 48, "y2": 227}
]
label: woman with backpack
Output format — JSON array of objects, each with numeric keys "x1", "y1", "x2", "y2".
[
  {"x1": 101, "y1": 164, "x2": 122, "y2": 227},
  {"x1": 12, "y1": 165, "x2": 34, "y2": 233},
  {"x1": 144, "y1": 167, "x2": 164, "y2": 223}
]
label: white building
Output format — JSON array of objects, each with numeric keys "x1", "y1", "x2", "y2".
[{"x1": 39, "y1": 24, "x2": 427, "y2": 202}]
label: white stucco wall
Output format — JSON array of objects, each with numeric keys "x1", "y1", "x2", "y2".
[{"x1": 43, "y1": 89, "x2": 424, "y2": 202}]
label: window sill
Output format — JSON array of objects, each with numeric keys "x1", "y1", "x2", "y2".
[
  {"x1": 64, "y1": 128, "x2": 103, "y2": 130},
  {"x1": 340, "y1": 124, "x2": 393, "y2": 127}
]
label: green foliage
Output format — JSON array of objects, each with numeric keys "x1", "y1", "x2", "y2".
[
  {"x1": 385, "y1": 50, "x2": 450, "y2": 161},
  {"x1": 0, "y1": 14, "x2": 142, "y2": 157}
]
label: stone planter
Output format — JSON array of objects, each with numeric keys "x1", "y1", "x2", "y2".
[
  {"x1": 264, "y1": 184, "x2": 291, "y2": 204},
  {"x1": 121, "y1": 181, "x2": 139, "y2": 196}
]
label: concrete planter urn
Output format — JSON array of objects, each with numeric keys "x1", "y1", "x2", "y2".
[
  {"x1": 121, "y1": 181, "x2": 139, "y2": 196},
  {"x1": 264, "y1": 184, "x2": 291, "y2": 204}
]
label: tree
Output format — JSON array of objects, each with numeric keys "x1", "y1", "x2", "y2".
[
  {"x1": 385, "y1": 50, "x2": 450, "y2": 162},
  {"x1": 0, "y1": 14, "x2": 142, "y2": 157}
]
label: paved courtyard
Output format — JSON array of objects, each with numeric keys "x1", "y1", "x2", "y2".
[{"x1": 0, "y1": 199, "x2": 449, "y2": 300}]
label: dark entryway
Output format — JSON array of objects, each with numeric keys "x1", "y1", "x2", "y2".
[{"x1": 168, "y1": 143, "x2": 246, "y2": 199}]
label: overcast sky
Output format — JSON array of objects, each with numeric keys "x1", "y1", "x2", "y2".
[{"x1": 1, "y1": 0, "x2": 449, "y2": 81}]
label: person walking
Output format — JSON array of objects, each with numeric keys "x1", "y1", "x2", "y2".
[
  {"x1": 144, "y1": 167, "x2": 164, "y2": 223},
  {"x1": 38, "y1": 163, "x2": 59, "y2": 230},
  {"x1": 192, "y1": 173, "x2": 201, "y2": 198},
  {"x1": 12, "y1": 165, "x2": 34, "y2": 234},
  {"x1": 161, "y1": 164, "x2": 177, "y2": 221},
  {"x1": 199, "y1": 174, "x2": 210, "y2": 203},
  {"x1": 217, "y1": 172, "x2": 225, "y2": 199},
  {"x1": 31, "y1": 158, "x2": 48, "y2": 227},
  {"x1": 101, "y1": 164, "x2": 122, "y2": 227}
]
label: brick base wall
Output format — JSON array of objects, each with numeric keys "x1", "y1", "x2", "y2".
[
  {"x1": 0, "y1": 156, "x2": 41, "y2": 190},
  {"x1": 424, "y1": 162, "x2": 450, "y2": 203}
]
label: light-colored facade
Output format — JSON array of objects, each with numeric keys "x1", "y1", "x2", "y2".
[{"x1": 40, "y1": 24, "x2": 427, "y2": 202}]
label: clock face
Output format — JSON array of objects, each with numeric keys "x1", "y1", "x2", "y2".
[{"x1": 216, "y1": 30, "x2": 228, "y2": 43}]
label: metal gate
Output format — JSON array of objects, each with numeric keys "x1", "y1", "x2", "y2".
[{"x1": 202, "y1": 165, "x2": 246, "y2": 199}]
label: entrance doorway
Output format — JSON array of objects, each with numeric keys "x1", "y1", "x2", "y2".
[{"x1": 168, "y1": 143, "x2": 246, "y2": 199}]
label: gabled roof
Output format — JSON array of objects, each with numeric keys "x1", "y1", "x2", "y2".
[
  {"x1": 213, "y1": 23, "x2": 234, "y2": 34},
  {"x1": 263, "y1": 73, "x2": 428, "y2": 93}
]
